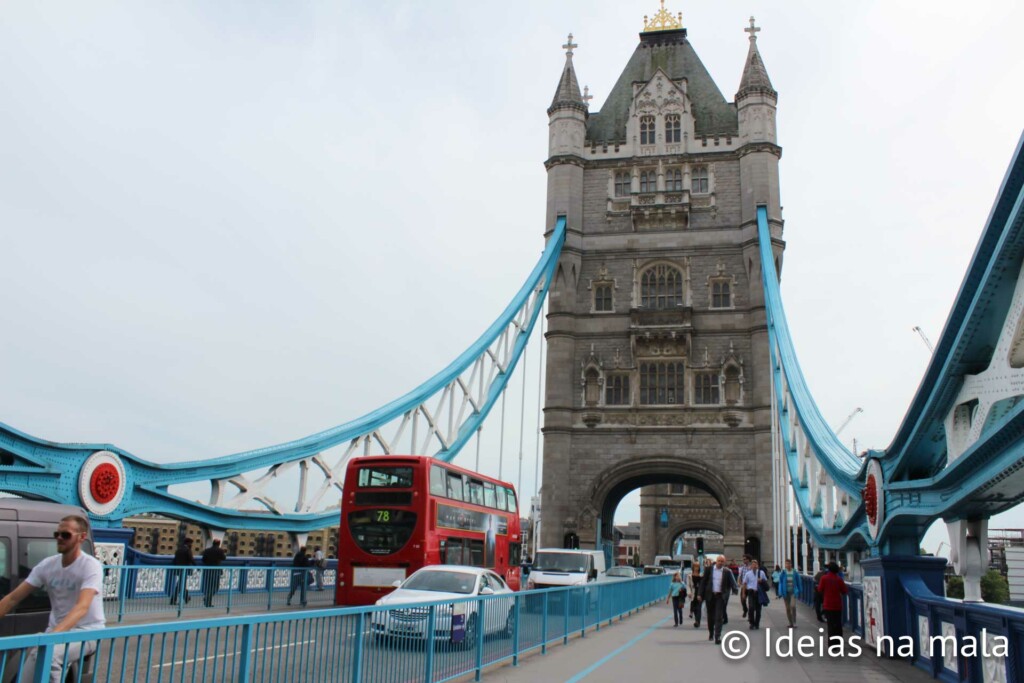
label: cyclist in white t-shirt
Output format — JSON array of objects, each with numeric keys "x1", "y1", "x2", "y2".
[{"x1": 0, "y1": 514, "x2": 105, "y2": 682}]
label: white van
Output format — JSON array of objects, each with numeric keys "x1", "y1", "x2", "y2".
[{"x1": 525, "y1": 549, "x2": 606, "y2": 589}]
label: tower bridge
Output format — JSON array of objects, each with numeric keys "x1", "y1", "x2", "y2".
[{"x1": 2, "y1": 4, "x2": 1024, "y2": 681}]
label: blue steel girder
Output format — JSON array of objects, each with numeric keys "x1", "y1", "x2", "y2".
[
  {"x1": 762, "y1": 131, "x2": 1024, "y2": 554},
  {"x1": 883, "y1": 132, "x2": 1024, "y2": 485},
  {"x1": 0, "y1": 218, "x2": 567, "y2": 531},
  {"x1": 758, "y1": 206, "x2": 867, "y2": 550},
  {"x1": 880, "y1": 395, "x2": 1024, "y2": 541}
]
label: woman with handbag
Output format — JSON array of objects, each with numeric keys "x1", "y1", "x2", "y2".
[{"x1": 666, "y1": 572, "x2": 688, "y2": 627}]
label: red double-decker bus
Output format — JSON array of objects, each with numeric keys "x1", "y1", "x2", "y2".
[{"x1": 335, "y1": 455, "x2": 523, "y2": 606}]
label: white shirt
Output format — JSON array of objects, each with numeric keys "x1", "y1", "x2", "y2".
[
  {"x1": 743, "y1": 568, "x2": 766, "y2": 590},
  {"x1": 26, "y1": 553, "x2": 105, "y2": 631},
  {"x1": 314, "y1": 549, "x2": 324, "y2": 566},
  {"x1": 712, "y1": 566, "x2": 724, "y2": 592}
]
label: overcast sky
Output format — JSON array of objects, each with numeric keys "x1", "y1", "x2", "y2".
[{"x1": 2, "y1": 2, "x2": 1022, "y2": 557}]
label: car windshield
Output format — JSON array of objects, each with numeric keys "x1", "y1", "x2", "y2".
[
  {"x1": 402, "y1": 571, "x2": 477, "y2": 595},
  {"x1": 533, "y1": 553, "x2": 588, "y2": 572},
  {"x1": 608, "y1": 567, "x2": 632, "y2": 577}
]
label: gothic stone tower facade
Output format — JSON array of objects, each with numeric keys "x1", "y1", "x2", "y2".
[{"x1": 540, "y1": 13, "x2": 784, "y2": 565}]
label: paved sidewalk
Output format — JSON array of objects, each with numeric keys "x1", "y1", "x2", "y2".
[{"x1": 480, "y1": 593, "x2": 936, "y2": 683}]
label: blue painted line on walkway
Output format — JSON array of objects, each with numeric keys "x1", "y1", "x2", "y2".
[{"x1": 563, "y1": 615, "x2": 673, "y2": 683}]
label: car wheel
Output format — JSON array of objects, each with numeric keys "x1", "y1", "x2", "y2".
[
  {"x1": 463, "y1": 614, "x2": 478, "y2": 649},
  {"x1": 503, "y1": 608, "x2": 515, "y2": 639}
]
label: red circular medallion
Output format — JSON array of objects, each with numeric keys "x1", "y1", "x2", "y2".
[
  {"x1": 863, "y1": 474, "x2": 878, "y2": 526},
  {"x1": 90, "y1": 463, "x2": 121, "y2": 505}
]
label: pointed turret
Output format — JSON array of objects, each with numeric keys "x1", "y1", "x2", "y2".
[
  {"x1": 736, "y1": 16, "x2": 777, "y2": 100},
  {"x1": 549, "y1": 34, "x2": 586, "y2": 114},
  {"x1": 736, "y1": 16, "x2": 778, "y2": 148}
]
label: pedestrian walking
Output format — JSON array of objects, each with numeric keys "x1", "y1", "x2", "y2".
[
  {"x1": 201, "y1": 539, "x2": 227, "y2": 607},
  {"x1": 695, "y1": 555, "x2": 738, "y2": 645},
  {"x1": 689, "y1": 564, "x2": 703, "y2": 627},
  {"x1": 313, "y1": 545, "x2": 326, "y2": 591},
  {"x1": 169, "y1": 538, "x2": 195, "y2": 605},
  {"x1": 812, "y1": 566, "x2": 827, "y2": 622},
  {"x1": 741, "y1": 559, "x2": 768, "y2": 629},
  {"x1": 771, "y1": 564, "x2": 781, "y2": 595},
  {"x1": 287, "y1": 546, "x2": 311, "y2": 606},
  {"x1": 738, "y1": 555, "x2": 751, "y2": 619},
  {"x1": 818, "y1": 561, "x2": 848, "y2": 644},
  {"x1": 777, "y1": 559, "x2": 801, "y2": 628},
  {"x1": 666, "y1": 572, "x2": 687, "y2": 626}
]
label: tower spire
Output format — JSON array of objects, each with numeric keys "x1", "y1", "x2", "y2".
[
  {"x1": 550, "y1": 33, "x2": 585, "y2": 113},
  {"x1": 737, "y1": 16, "x2": 776, "y2": 99}
]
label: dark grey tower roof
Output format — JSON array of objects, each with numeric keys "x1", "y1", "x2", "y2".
[
  {"x1": 586, "y1": 28, "x2": 738, "y2": 143},
  {"x1": 549, "y1": 33, "x2": 586, "y2": 116},
  {"x1": 550, "y1": 55, "x2": 583, "y2": 109},
  {"x1": 737, "y1": 20, "x2": 776, "y2": 99}
]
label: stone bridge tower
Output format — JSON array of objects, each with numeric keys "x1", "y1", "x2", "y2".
[{"x1": 540, "y1": 9, "x2": 784, "y2": 566}]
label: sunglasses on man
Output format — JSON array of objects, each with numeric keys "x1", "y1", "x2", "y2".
[{"x1": 53, "y1": 531, "x2": 79, "y2": 541}]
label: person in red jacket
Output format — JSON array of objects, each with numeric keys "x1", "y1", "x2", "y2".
[{"x1": 817, "y1": 561, "x2": 848, "y2": 643}]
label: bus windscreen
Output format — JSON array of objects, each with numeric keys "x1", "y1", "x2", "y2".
[{"x1": 348, "y1": 509, "x2": 416, "y2": 555}]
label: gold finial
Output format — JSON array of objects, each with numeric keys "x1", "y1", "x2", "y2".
[{"x1": 643, "y1": 0, "x2": 683, "y2": 32}]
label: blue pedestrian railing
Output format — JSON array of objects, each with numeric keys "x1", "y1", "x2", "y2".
[
  {"x1": 796, "y1": 573, "x2": 863, "y2": 634},
  {"x1": 0, "y1": 574, "x2": 670, "y2": 682},
  {"x1": 102, "y1": 565, "x2": 337, "y2": 621},
  {"x1": 902, "y1": 577, "x2": 1020, "y2": 682}
]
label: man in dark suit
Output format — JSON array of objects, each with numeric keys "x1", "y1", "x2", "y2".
[
  {"x1": 200, "y1": 539, "x2": 227, "y2": 607},
  {"x1": 169, "y1": 538, "x2": 195, "y2": 605},
  {"x1": 696, "y1": 555, "x2": 739, "y2": 644}
]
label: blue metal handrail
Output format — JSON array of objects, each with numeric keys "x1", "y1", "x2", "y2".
[{"x1": 0, "y1": 572, "x2": 669, "y2": 683}]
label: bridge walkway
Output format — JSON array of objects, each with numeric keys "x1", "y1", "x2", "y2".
[{"x1": 480, "y1": 593, "x2": 936, "y2": 683}]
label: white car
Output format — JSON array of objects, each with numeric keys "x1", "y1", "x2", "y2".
[
  {"x1": 600, "y1": 566, "x2": 640, "y2": 581},
  {"x1": 370, "y1": 565, "x2": 516, "y2": 644}
]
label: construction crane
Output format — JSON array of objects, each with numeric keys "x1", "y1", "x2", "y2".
[
  {"x1": 835, "y1": 407, "x2": 863, "y2": 436},
  {"x1": 912, "y1": 326, "x2": 934, "y2": 353}
]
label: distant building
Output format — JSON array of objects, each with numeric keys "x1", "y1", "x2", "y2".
[
  {"x1": 122, "y1": 514, "x2": 339, "y2": 559},
  {"x1": 988, "y1": 528, "x2": 1024, "y2": 575},
  {"x1": 615, "y1": 522, "x2": 641, "y2": 565}
]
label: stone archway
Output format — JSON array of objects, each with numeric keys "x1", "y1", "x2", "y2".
[
  {"x1": 581, "y1": 456, "x2": 748, "y2": 563},
  {"x1": 661, "y1": 519, "x2": 724, "y2": 559}
]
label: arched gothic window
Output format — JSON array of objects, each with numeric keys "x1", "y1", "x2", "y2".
[
  {"x1": 639, "y1": 171, "x2": 655, "y2": 194},
  {"x1": 667, "y1": 168, "x2": 683, "y2": 192},
  {"x1": 640, "y1": 116, "x2": 655, "y2": 145},
  {"x1": 711, "y1": 280, "x2": 731, "y2": 308},
  {"x1": 614, "y1": 172, "x2": 630, "y2": 197},
  {"x1": 665, "y1": 114, "x2": 681, "y2": 143},
  {"x1": 641, "y1": 264, "x2": 684, "y2": 309},
  {"x1": 691, "y1": 166, "x2": 709, "y2": 194},
  {"x1": 605, "y1": 374, "x2": 630, "y2": 405}
]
